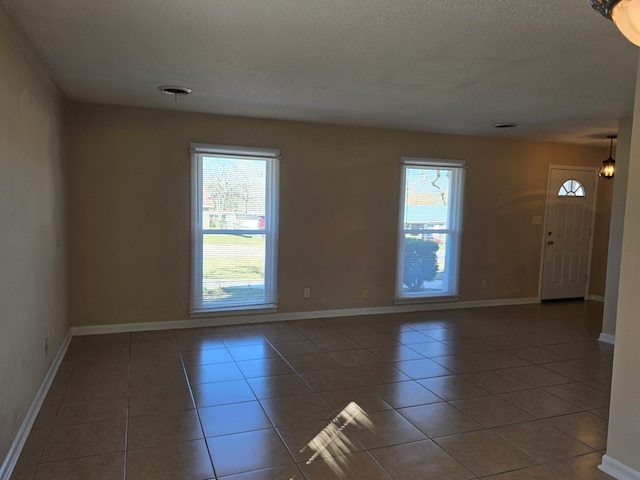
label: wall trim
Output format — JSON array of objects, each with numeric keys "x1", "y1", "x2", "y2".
[
  {"x1": 0, "y1": 331, "x2": 72, "y2": 480},
  {"x1": 598, "y1": 333, "x2": 616, "y2": 345},
  {"x1": 588, "y1": 294, "x2": 605, "y2": 302},
  {"x1": 599, "y1": 454, "x2": 640, "y2": 480},
  {"x1": 71, "y1": 297, "x2": 540, "y2": 335}
]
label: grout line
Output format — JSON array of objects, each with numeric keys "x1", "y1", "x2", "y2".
[
  {"x1": 176, "y1": 327, "x2": 218, "y2": 480},
  {"x1": 29, "y1": 337, "x2": 81, "y2": 476},
  {"x1": 123, "y1": 333, "x2": 131, "y2": 480}
]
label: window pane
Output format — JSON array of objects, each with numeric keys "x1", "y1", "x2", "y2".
[
  {"x1": 557, "y1": 179, "x2": 585, "y2": 197},
  {"x1": 397, "y1": 160, "x2": 463, "y2": 299},
  {"x1": 202, "y1": 233, "x2": 266, "y2": 306},
  {"x1": 202, "y1": 156, "x2": 266, "y2": 230},
  {"x1": 404, "y1": 167, "x2": 450, "y2": 230},
  {"x1": 192, "y1": 144, "x2": 278, "y2": 314},
  {"x1": 401, "y1": 234, "x2": 447, "y2": 294}
]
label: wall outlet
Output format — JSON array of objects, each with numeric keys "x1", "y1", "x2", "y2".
[
  {"x1": 303, "y1": 287, "x2": 311, "y2": 299},
  {"x1": 481, "y1": 279, "x2": 488, "y2": 289},
  {"x1": 362, "y1": 289, "x2": 369, "y2": 299}
]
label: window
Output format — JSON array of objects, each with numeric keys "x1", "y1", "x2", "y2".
[
  {"x1": 191, "y1": 144, "x2": 279, "y2": 314},
  {"x1": 396, "y1": 158, "x2": 465, "y2": 300},
  {"x1": 558, "y1": 179, "x2": 585, "y2": 197}
]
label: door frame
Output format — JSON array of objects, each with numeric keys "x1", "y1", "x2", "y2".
[{"x1": 538, "y1": 165, "x2": 599, "y2": 301}]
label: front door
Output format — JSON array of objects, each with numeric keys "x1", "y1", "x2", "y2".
[{"x1": 540, "y1": 167, "x2": 598, "y2": 300}]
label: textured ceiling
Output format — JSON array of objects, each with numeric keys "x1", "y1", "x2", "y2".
[{"x1": 2, "y1": 0, "x2": 638, "y2": 145}]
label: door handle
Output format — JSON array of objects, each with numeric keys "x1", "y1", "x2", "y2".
[{"x1": 546, "y1": 240, "x2": 554, "y2": 245}]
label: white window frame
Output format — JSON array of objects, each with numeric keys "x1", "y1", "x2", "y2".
[
  {"x1": 190, "y1": 143, "x2": 279, "y2": 314},
  {"x1": 396, "y1": 157, "x2": 465, "y2": 301}
]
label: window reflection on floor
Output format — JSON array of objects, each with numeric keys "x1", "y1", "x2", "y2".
[{"x1": 301, "y1": 402, "x2": 374, "y2": 477}]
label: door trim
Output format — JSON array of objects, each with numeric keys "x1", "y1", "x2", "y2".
[{"x1": 538, "y1": 165, "x2": 599, "y2": 301}]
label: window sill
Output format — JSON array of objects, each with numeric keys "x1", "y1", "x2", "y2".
[
  {"x1": 394, "y1": 295, "x2": 459, "y2": 305},
  {"x1": 190, "y1": 304, "x2": 277, "y2": 319}
]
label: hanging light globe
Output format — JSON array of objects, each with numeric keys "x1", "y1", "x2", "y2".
[{"x1": 591, "y1": 0, "x2": 640, "y2": 46}]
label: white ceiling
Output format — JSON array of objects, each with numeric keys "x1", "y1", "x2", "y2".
[{"x1": 2, "y1": 0, "x2": 639, "y2": 145}]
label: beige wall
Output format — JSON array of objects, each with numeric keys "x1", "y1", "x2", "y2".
[
  {"x1": 0, "y1": 6, "x2": 67, "y2": 465},
  {"x1": 66, "y1": 102, "x2": 613, "y2": 327},
  {"x1": 591, "y1": 160, "x2": 615, "y2": 298},
  {"x1": 602, "y1": 52, "x2": 640, "y2": 475},
  {"x1": 602, "y1": 117, "x2": 632, "y2": 338}
]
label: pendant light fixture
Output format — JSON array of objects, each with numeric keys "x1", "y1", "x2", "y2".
[
  {"x1": 591, "y1": 0, "x2": 640, "y2": 47},
  {"x1": 599, "y1": 134, "x2": 617, "y2": 179}
]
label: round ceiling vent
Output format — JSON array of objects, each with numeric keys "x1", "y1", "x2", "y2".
[{"x1": 157, "y1": 85, "x2": 192, "y2": 96}]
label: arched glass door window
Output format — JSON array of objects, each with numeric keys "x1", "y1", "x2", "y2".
[{"x1": 558, "y1": 179, "x2": 585, "y2": 197}]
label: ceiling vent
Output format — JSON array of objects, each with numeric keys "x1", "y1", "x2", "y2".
[{"x1": 157, "y1": 85, "x2": 192, "y2": 96}]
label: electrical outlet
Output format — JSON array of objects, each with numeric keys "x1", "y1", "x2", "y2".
[
  {"x1": 303, "y1": 287, "x2": 311, "y2": 299},
  {"x1": 362, "y1": 289, "x2": 369, "y2": 299},
  {"x1": 481, "y1": 279, "x2": 488, "y2": 289}
]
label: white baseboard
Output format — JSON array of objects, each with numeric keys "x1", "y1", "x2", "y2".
[
  {"x1": 0, "y1": 331, "x2": 72, "y2": 480},
  {"x1": 588, "y1": 295, "x2": 605, "y2": 302},
  {"x1": 599, "y1": 333, "x2": 616, "y2": 345},
  {"x1": 71, "y1": 297, "x2": 540, "y2": 336},
  {"x1": 600, "y1": 454, "x2": 640, "y2": 480}
]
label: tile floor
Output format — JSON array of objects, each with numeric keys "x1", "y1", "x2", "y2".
[{"x1": 12, "y1": 300, "x2": 615, "y2": 479}]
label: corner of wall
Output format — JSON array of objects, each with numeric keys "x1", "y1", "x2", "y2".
[
  {"x1": 0, "y1": 332, "x2": 72, "y2": 480},
  {"x1": 600, "y1": 455, "x2": 640, "y2": 480}
]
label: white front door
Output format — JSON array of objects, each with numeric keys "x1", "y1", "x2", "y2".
[{"x1": 540, "y1": 167, "x2": 598, "y2": 300}]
